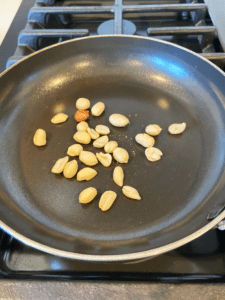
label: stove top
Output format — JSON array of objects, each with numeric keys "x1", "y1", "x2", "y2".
[{"x1": 1, "y1": 0, "x2": 225, "y2": 281}]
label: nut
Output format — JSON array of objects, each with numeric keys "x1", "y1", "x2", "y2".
[
  {"x1": 122, "y1": 186, "x2": 141, "y2": 200},
  {"x1": 79, "y1": 187, "x2": 98, "y2": 204},
  {"x1": 74, "y1": 110, "x2": 89, "y2": 122},
  {"x1": 51, "y1": 113, "x2": 68, "y2": 124},
  {"x1": 79, "y1": 151, "x2": 98, "y2": 166},
  {"x1": 99, "y1": 191, "x2": 117, "y2": 211},
  {"x1": 109, "y1": 114, "x2": 130, "y2": 127},
  {"x1": 77, "y1": 167, "x2": 97, "y2": 181},
  {"x1": 113, "y1": 147, "x2": 129, "y2": 163},
  {"x1": 33, "y1": 129, "x2": 47, "y2": 146},
  {"x1": 113, "y1": 166, "x2": 124, "y2": 187},
  {"x1": 95, "y1": 125, "x2": 110, "y2": 135},
  {"x1": 93, "y1": 135, "x2": 109, "y2": 148},
  {"x1": 145, "y1": 124, "x2": 162, "y2": 136},
  {"x1": 77, "y1": 121, "x2": 89, "y2": 131},
  {"x1": 63, "y1": 160, "x2": 78, "y2": 178},
  {"x1": 76, "y1": 97, "x2": 90, "y2": 110},
  {"x1": 96, "y1": 152, "x2": 112, "y2": 167},
  {"x1": 73, "y1": 131, "x2": 91, "y2": 144},
  {"x1": 104, "y1": 141, "x2": 118, "y2": 153},
  {"x1": 51, "y1": 156, "x2": 69, "y2": 174},
  {"x1": 145, "y1": 147, "x2": 163, "y2": 162},
  {"x1": 87, "y1": 128, "x2": 100, "y2": 140},
  {"x1": 168, "y1": 122, "x2": 186, "y2": 134},
  {"x1": 67, "y1": 144, "x2": 83, "y2": 156},
  {"x1": 91, "y1": 102, "x2": 105, "y2": 116},
  {"x1": 135, "y1": 133, "x2": 155, "y2": 148}
]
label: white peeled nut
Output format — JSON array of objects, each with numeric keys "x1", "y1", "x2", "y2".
[
  {"x1": 33, "y1": 129, "x2": 47, "y2": 146},
  {"x1": 91, "y1": 102, "x2": 105, "y2": 116},
  {"x1": 67, "y1": 144, "x2": 83, "y2": 157},
  {"x1": 77, "y1": 121, "x2": 89, "y2": 132},
  {"x1": 145, "y1": 147, "x2": 163, "y2": 162},
  {"x1": 79, "y1": 187, "x2": 98, "y2": 204},
  {"x1": 168, "y1": 122, "x2": 186, "y2": 134},
  {"x1": 79, "y1": 151, "x2": 98, "y2": 166},
  {"x1": 73, "y1": 131, "x2": 91, "y2": 144},
  {"x1": 96, "y1": 152, "x2": 112, "y2": 167},
  {"x1": 93, "y1": 135, "x2": 109, "y2": 148},
  {"x1": 63, "y1": 160, "x2": 78, "y2": 178},
  {"x1": 51, "y1": 156, "x2": 69, "y2": 174},
  {"x1": 51, "y1": 113, "x2": 68, "y2": 124},
  {"x1": 113, "y1": 166, "x2": 124, "y2": 187},
  {"x1": 122, "y1": 186, "x2": 141, "y2": 200},
  {"x1": 135, "y1": 133, "x2": 155, "y2": 148},
  {"x1": 104, "y1": 141, "x2": 118, "y2": 153},
  {"x1": 77, "y1": 168, "x2": 97, "y2": 181},
  {"x1": 76, "y1": 97, "x2": 90, "y2": 110},
  {"x1": 95, "y1": 125, "x2": 110, "y2": 135},
  {"x1": 99, "y1": 191, "x2": 117, "y2": 211},
  {"x1": 109, "y1": 114, "x2": 130, "y2": 127},
  {"x1": 145, "y1": 124, "x2": 162, "y2": 136},
  {"x1": 87, "y1": 128, "x2": 99, "y2": 140},
  {"x1": 113, "y1": 147, "x2": 129, "y2": 163}
]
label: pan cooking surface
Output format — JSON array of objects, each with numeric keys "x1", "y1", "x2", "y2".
[{"x1": 0, "y1": 36, "x2": 225, "y2": 257}]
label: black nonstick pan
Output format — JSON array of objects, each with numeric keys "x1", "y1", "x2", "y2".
[{"x1": 0, "y1": 35, "x2": 225, "y2": 262}]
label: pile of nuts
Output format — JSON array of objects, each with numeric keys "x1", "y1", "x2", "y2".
[{"x1": 33, "y1": 96, "x2": 186, "y2": 212}]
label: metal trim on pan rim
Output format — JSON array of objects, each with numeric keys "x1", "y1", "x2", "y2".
[{"x1": 0, "y1": 35, "x2": 225, "y2": 262}]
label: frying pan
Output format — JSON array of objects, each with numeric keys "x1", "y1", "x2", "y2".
[{"x1": 0, "y1": 35, "x2": 225, "y2": 262}]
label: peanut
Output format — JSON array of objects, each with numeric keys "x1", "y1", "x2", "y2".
[
  {"x1": 79, "y1": 187, "x2": 97, "y2": 204},
  {"x1": 33, "y1": 129, "x2": 47, "y2": 146},
  {"x1": 77, "y1": 167, "x2": 97, "y2": 181},
  {"x1": 63, "y1": 160, "x2": 78, "y2": 178},
  {"x1": 79, "y1": 151, "x2": 98, "y2": 166},
  {"x1": 145, "y1": 147, "x2": 163, "y2": 162},
  {"x1": 113, "y1": 166, "x2": 124, "y2": 187},
  {"x1": 67, "y1": 144, "x2": 83, "y2": 156},
  {"x1": 87, "y1": 128, "x2": 99, "y2": 140},
  {"x1": 99, "y1": 191, "x2": 117, "y2": 211},
  {"x1": 95, "y1": 125, "x2": 110, "y2": 135},
  {"x1": 122, "y1": 186, "x2": 141, "y2": 200},
  {"x1": 77, "y1": 121, "x2": 88, "y2": 131},
  {"x1": 135, "y1": 133, "x2": 155, "y2": 148},
  {"x1": 96, "y1": 152, "x2": 112, "y2": 167},
  {"x1": 51, "y1": 113, "x2": 68, "y2": 124},
  {"x1": 104, "y1": 141, "x2": 118, "y2": 153},
  {"x1": 113, "y1": 147, "x2": 129, "y2": 163},
  {"x1": 51, "y1": 156, "x2": 69, "y2": 174},
  {"x1": 168, "y1": 122, "x2": 186, "y2": 134},
  {"x1": 91, "y1": 102, "x2": 105, "y2": 116},
  {"x1": 76, "y1": 97, "x2": 90, "y2": 110},
  {"x1": 145, "y1": 124, "x2": 162, "y2": 136},
  {"x1": 73, "y1": 131, "x2": 91, "y2": 144},
  {"x1": 93, "y1": 135, "x2": 109, "y2": 148},
  {"x1": 109, "y1": 114, "x2": 130, "y2": 127}
]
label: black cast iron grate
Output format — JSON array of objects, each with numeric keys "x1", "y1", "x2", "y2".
[{"x1": 6, "y1": 0, "x2": 225, "y2": 70}]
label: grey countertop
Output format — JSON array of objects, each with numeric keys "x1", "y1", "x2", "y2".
[{"x1": 1, "y1": 281, "x2": 225, "y2": 299}]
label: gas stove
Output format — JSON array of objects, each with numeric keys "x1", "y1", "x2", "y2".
[{"x1": 1, "y1": 0, "x2": 225, "y2": 281}]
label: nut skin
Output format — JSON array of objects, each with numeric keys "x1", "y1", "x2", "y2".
[
  {"x1": 63, "y1": 160, "x2": 78, "y2": 178},
  {"x1": 73, "y1": 131, "x2": 91, "y2": 144},
  {"x1": 145, "y1": 124, "x2": 162, "y2": 136},
  {"x1": 67, "y1": 144, "x2": 83, "y2": 156},
  {"x1": 168, "y1": 122, "x2": 186, "y2": 134},
  {"x1": 113, "y1": 166, "x2": 124, "y2": 187},
  {"x1": 113, "y1": 147, "x2": 129, "y2": 163},
  {"x1": 74, "y1": 110, "x2": 89, "y2": 122},
  {"x1": 104, "y1": 141, "x2": 118, "y2": 153},
  {"x1": 135, "y1": 133, "x2": 155, "y2": 148},
  {"x1": 145, "y1": 147, "x2": 163, "y2": 162},
  {"x1": 33, "y1": 129, "x2": 47, "y2": 146},
  {"x1": 51, "y1": 113, "x2": 68, "y2": 124},
  {"x1": 109, "y1": 114, "x2": 130, "y2": 127},
  {"x1": 51, "y1": 156, "x2": 69, "y2": 174},
  {"x1": 79, "y1": 151, "x2": 98, "y2": 166},
  {"x1": 91, "y1": 102, "x2": 105, "y2": 117},
  {"x1": 76, "y1": 98, "x2": 90, "y2": 110},
  {"x1": 99, "y1": 191, "x2": 117, "y2": 211},
  {"x1": 79, "y1": 187, "x2": 97, "y2": 204},
  {"x1": 77, "y1": 168, "x2": 97, "y2": 181},
  {"x1": 122, "y1": 186, "x2": 141, "y2": 200},
  {"x1": 77, "y1": 121, "x2": 89, "y2": 131}
]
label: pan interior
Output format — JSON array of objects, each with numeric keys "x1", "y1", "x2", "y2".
[{"x1": 0, "y1": 36, "x2": 225, "y2": 256}]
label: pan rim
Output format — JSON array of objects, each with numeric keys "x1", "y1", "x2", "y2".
[{"x1": 0, "y1": 34, "x2": 225, "y2": 262}]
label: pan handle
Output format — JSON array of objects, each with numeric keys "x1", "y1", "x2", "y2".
[{"x1": 207, "y1": 204, "x2": 225, "y2": 230}]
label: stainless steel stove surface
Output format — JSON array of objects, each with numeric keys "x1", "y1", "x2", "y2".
[{"x1": 1, "y1": 0, "x2": 225, "y2": 281}]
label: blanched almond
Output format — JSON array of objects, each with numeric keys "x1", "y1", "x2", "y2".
[
  {"x1": 168, "y1": 122, "x2": 186, "y2": 134},
  {"x1": 135, "y1": 133, "x2": 155, "y2": 148},
  {"x1": 51, "y1": 156, "x2": 69, "y2": 174},
  {"x1": 67, "y1": 144, "x2": 83, "y2": 156},
  {"x1": 99, "y1": 191, "x2": 117, "y2": 211},
  {"x1": 77, "y1": 168, "x2": 97, "y2": 181},
  {"x1": 95, "y1": 125, "x2": 110, "y2": 135},
  {"x1": 122, "y1": 186, "x2": 141, "y2": 200},
  {"x1": 93, "y1": 135, "x2": 109, "y2": 148},
  {"x1": 76, "y1": 98, "x2": 90, "y2": 110},
  {"x1": 96, "y1": 152, "x2": 112, "y2": 167},
  {"x1": 113, "y1": 166, "x2": 124, "y2": 187},
  {"x1": 33, "y1": 129, "x2": 46, "y2": 146},
  {"x1": 51, "y1": 113, "x2": 68, "y2": 124},
  {"x1": 79, "y1": 187, "x2": 97, "y2": 204},
  {"x1": 87, "y1": 128, "x2": 99, "y2": 140},
  {"x1": 109, "y1": 114, "x2": 130, "y2": 127},
  {"x1": 63, "y1": 160, "x2": 78, "y2": 178},
  {"x1": 104, "y1": 141, "x2": 118, "y2": 153},
  {"x1": 73, "y1": 131, "x2": 91, "y2": 144},
  {"x1": 145, "y1": 147, "x2": 163, "y2": 162},
  {"x1": 91, "y1": 102, "x2": 105, "y2": 116},
  {"x1": 113, "y1": 147, "x2": 129, "y2": 163},
  {"x1": 145, "y1": 124, "x2": 162, "y2": 136},
  {"x1": 77, "y1": 121, "x2": 89, "y2": 131},
  {"x1": 79, "y1": 151, "x2": 98, "y2": 166}
]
